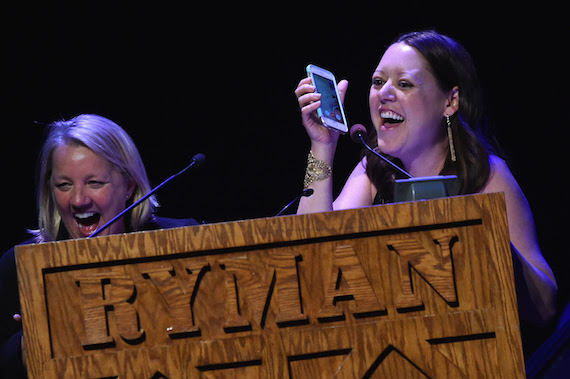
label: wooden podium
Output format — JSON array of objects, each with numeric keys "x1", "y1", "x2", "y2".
[{"x1": 16, "y1": 193, "x2": 525, "y2": 378}]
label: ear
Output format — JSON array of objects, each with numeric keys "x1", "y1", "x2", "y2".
[
  {"x1": 444, "y1": 86, "x2": 460, "y2": 117},
  {"x1": 126, "y1": 177, "x2": 137, "y2": 201}
]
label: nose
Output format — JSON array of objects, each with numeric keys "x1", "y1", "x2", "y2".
[
  {"x1": 377, "y1": 80, "x2": 396, "y2": 104},
  {"x1": 70, "y1": 185, "x2": 92, "y2": 209}
]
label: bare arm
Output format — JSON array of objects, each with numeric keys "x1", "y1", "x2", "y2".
[
  {"x1": 332, "y1": 157, "x2": 376, "y2": 210},
  {"x1": 294, "y1": 77, "x2": 348, "y2": 214},
  {"x1": 298, "y1": 154, "x2": 376, "y2": 214},
  {"x1": 483, "y1": 155, "x2": 557, "y2": 326}
]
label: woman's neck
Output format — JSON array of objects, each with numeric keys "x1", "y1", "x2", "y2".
[{"x1": 400, "y1": 140, "x2": 448, "y2": 178}]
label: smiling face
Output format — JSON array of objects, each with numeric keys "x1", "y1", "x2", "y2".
[
  {"x1": 369, "y1": 42, "x2": 453, "y2": 171},
  {"x1": 51, "y1": 143, "x2": 135, "y2": 238}
]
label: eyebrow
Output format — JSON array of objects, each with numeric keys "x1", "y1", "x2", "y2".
[
  {"x1": 51, "y1": 173, "x2": 111, "y2": 183},
  {"x1": 373, "y1": 68, "x2": 423, "y2": 83},
  {"x1": 51, "y1": 173, "x2": 71, "y2": 182},
  {"x1": 374, "y1": 68, "x2": 418, "y2": 76}
]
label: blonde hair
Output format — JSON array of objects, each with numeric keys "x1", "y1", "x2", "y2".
[{"x1": 33, "y1": 114, "x2": 158, "y2": 242}]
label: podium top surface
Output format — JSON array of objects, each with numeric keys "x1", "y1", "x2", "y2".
[{"x1": 16, "y1": 192, "x2": 508, "y2": 267}]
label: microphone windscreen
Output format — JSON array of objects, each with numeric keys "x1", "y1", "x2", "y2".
[
  {"x1": 350, "y1": 124, "x2": 368, "y2": 143},
  {"x1": 191, "y1": 153, "x2": 206, "y2": 166}
]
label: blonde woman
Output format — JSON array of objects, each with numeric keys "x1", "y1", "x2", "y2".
[{"x1": 0, "y1": 114, "x2": 198, "y2": 377}]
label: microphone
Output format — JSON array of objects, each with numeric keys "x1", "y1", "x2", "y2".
[
  {"x1": 275, "y1": 188, "x2": 314, "y2": 216},
  {"x1": 349, "y1": 124, "x2": 413, "y2": 179},
  {"x1": 88, "y1": 153, "x2": 206, "y2": 238}
]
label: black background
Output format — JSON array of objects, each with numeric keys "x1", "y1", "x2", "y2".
[{"x1": 4, "y1": 2, "x2": 569, "y2": 319}]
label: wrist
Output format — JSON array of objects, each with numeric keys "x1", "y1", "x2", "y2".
[
  {"x1": 309, "y1": 142, "x2": 336, "y2": 164},
  {"x1": 304, "y1": 150, "x2": 333, "y2": 189}
]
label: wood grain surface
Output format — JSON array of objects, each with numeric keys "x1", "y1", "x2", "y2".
[{"x1": 16, "y1": 193, "x2": 524, "y2": 378}]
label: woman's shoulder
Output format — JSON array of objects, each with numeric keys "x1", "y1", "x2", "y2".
[
  {"x1": 483, "y1": 154, "x2": 519, "y2": 193},
  {"x1": 0, "y1": 237, "x2": 37, "y2": 294},
  {"x1": 489, "y1": 154, "x2": 509, "y2": 171},
  {"x1": 1, "y1": 237, "x2": 37, "y2": 266}
]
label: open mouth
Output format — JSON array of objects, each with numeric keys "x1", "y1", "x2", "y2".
[
  {"x1": 380, "y1": 110, "x2": 405, "y2": 125},
  {"x1": 74, "y1": 212, "x2": 101, "y2": 236}
]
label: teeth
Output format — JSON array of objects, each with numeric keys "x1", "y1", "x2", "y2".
[
  {"x1": 75, "y1": 212, "x2": 96, "y2": 219},
  {"x1": 380, "y1": 110, "x2": 404, "y2": 121}
]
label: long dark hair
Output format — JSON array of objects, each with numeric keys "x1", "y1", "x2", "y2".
[{"x1": 366, "y1": 30, "x2": 500, "y2": 203}]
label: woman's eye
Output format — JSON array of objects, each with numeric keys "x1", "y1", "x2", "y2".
[
  {"x1": 398, "y1": 80, "x2": 414, "y2": 89},
  {"x1": 55, "y1": 183, "x2": 71, "y2": 191},
  {"x1": 372, "y1": 78, "x2": 386, "y2": 87},
  {"x1": 87, "y1": 181, "x2": 106, "y2": 189}
]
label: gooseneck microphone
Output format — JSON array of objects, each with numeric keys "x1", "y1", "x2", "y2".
[
  {"x1": 275, "y1": 188, "x2": 314, "y2": 216},
  {"x1": 350, "y1": 124, "x2": 413, "y2": 179},
  {"x1": 88, "y1": 153, "x2": 206, "y2": 238}
]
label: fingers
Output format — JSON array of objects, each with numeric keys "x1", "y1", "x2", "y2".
[
  {"x1": 294, "y1": 78, "x2": 315, "y2": 100},
  {"x1": 295, "y1": 77, "x2": 350, "y2": 106},
  {"x1": 301, "y1": 98, "x2": 321, "y2": 117},
  {"x1": 299, "y1": 92, "x2": 321, "y2": 110},
  {"x1": 295, "y1": 77, "x2": 312, "y2": 91},
  {"x1": 295, "y1": 78, "x2": 322, "y2": 111}
]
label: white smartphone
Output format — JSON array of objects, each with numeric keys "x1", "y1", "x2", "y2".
[{"x1": 306, "y1": 64, "x2": 348, "y2": 133}]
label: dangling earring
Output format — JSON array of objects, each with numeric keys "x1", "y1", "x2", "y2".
[{"x1": 446, "y1": 115, "x2": 457, "y2": 162}]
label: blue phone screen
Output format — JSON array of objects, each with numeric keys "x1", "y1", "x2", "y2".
[{"x1": 313, "y1": 74, "x2": 345, "y2": 124}]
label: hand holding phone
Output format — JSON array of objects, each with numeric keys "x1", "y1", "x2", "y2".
[{"x1": 305, "y1": 64, "x2": 349, "y2": 134}]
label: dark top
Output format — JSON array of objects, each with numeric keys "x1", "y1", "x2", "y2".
[
  {"x1": 373, "y1": 192, "x2": 385, "y2": 205},
  {"x1": 0, "y1": 216, "x2": 198, "y2": 378}
]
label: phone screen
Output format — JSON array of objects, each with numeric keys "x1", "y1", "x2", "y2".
[{"x1": 312, "y1": 73, "x2": 346, "y2": 125}]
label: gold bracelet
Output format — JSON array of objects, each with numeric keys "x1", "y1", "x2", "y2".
[{"x1": 304, "y1": 150, "x2": 332, "y2": 188}]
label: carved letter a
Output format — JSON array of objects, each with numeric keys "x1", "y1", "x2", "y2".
[{"x1": 317, "y1": 245, "x2": 386, "y2": 322}]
